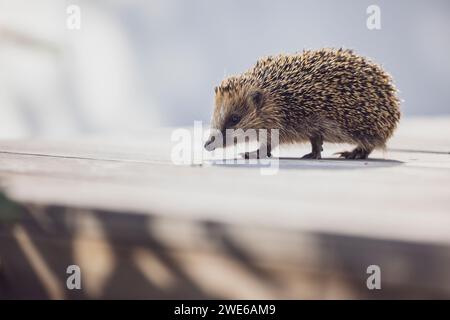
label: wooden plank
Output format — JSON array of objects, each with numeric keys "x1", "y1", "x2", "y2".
[{"x1": 0, "y1": 148, "x2": 449, "y2": 245}]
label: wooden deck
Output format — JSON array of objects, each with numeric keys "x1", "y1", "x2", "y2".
[{"x1": 0, "y1": 116, "x2": 449, "y2": 299}]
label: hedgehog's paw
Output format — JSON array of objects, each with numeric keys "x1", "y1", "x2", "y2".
[
  {"x1": 335, "y1": 151, "x2": 352, "y2": 159},
  {"x1": 335, "y1": 148, "x2": 370, "y2": 160},
  {"x1": 242, "y1": 151, "x2": 259, "y2": 159},
  {"x1": 241, "y1": 149, "x2": 271, "y2": 159},
  {"x1": 301, "y1": 152, "x2": 321, "y2": 160}
]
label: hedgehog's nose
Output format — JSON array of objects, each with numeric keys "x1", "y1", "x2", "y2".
[{"x1": 204, "y1": 136, "x2": 216, "y2": 151}]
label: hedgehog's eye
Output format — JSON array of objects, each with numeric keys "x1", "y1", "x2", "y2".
[{"x1": 230, "y1": 114, "x2": 241, "y2": 125}]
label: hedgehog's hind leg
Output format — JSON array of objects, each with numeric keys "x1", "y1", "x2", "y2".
[
  {"x1": 336, "y1": 146, "x2": 372, "y2": 160},
  {"x1": 301, "y1": 134, "x2": 323, "y2": 159}
]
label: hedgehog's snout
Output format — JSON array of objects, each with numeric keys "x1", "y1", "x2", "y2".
[{"x1": 204, "y1": 136, "x2": 216, "y2": 151}]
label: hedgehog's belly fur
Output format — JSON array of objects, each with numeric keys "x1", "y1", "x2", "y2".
[
  {"x1": 280, "y1": 105, "x2": 398, "y2": 150},
  {"x1": 280, "y1": 118, "x2": 356, "y2": 146}
]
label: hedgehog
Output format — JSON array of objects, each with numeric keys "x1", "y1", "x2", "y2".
[{"x1": 204, "y1": 48, "x2": 401, "y2": 160}]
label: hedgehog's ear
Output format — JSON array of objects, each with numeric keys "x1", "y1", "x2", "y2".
[
  {"x1": 214, "y1": 86, "x2": 218, "y2": 94},
  {"x1": 249, "y1": 90, "x2": 264, "y2": 110}
]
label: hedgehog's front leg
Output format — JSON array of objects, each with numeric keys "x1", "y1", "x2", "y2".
[
  {"x1": 242, "y1": 143, "x2": 272, "y2": 159},
  {"x1": 301, "y1": 134, "x2": 323, "y2": 159}
]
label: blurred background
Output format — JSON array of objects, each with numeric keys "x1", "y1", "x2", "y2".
[{"x1": 0, "y1": 0, "x2": 449, "y2": 139}]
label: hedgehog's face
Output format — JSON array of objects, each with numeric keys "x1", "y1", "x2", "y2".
[{"x1": 204, "y1": 85, "x2": 266, "y2": 151}]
